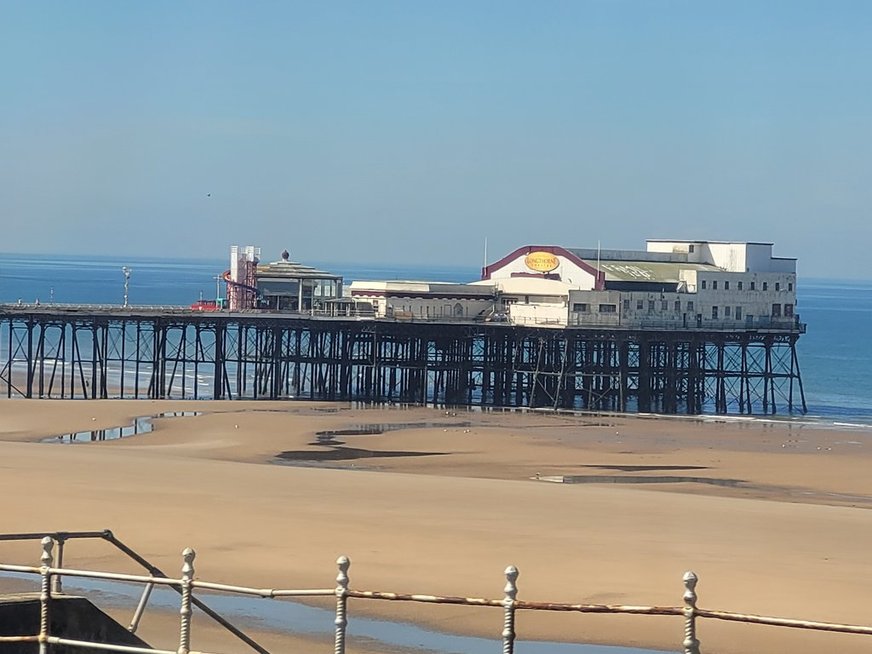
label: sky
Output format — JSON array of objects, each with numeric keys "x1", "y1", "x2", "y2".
[{"x1": 2, "y1": 1, "x2": 871, "y2": 278}]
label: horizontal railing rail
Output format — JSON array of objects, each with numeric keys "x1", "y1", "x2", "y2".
[
  {"x1": 0, "y1": 303, "x2": 806, "y2": 333},
  {"x1": 1, "y1": 533, "x2": 871, "y2": 654},
  {"x1": 564, "y1": 315, "x2": 804, "y2": 332},
  {"x1": 0, "y1": 303, "x2": 197, "y2": 312}
]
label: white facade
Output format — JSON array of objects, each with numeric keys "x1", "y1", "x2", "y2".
[
  {"x1": 645, "y1": 240, "x2": 797, "y2": 274},
  {"x1": 349, "y1": 281, "x2": 497, "y2": 320},
  {"x1": 475, "y1": 277, "x2": 573, "y2": 327},
  {"x1": 567, "y1": 272, "x2": 798, "y2": 330},
  {"x1": 344, "y1": 239, "x2": 801, "y2": 332},
  {"x1": 480, "y1": 240, "x2": 801, "y2": 331}
]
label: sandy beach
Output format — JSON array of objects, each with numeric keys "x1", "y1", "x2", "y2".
[{"x1": 2, "y1": 399, "x2": 872, "y2": 653}]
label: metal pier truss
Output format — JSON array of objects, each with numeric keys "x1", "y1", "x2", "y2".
[{"x1": 0, "y1": 311, "x2": 806, "y2": 415}]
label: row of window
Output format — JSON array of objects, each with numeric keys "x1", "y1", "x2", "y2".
[
  {"x1": 575, "y1": 299, "x2": 699, "y2": 314},
  {"x1": 711, "y1": 304, "x2": 794, "y2": 319},
  {"x1": 700, "y1": 280, "x2": 793, "y2": 292},
  {"x1": 628, "y1": 299, "x2": 694, "y2": 313},
  {"x1": 571, "y1": 302, "x2": 795, "y2": 319}
]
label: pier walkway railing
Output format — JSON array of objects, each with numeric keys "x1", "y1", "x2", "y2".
[
  {"x1": 0, "y1": 303, "x2": 805, "y2": 334},
  {"x1": 2, "y1": 531, "x2": 871, "y2": 654}
]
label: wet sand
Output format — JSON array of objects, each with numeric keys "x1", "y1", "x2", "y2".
[{"x1": 2, "y1": 399, "x2": 872, "y2": 653}]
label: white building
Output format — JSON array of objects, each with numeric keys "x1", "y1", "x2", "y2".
[
  {"x1": 348, "y1": 280, "x2": 497, "y2": 320},
  {"x1": 481, "y1": 240, "x2": 800, "y2": 330}
]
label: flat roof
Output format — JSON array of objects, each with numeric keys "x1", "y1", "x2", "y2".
[
  {"x1": 580, "y1": 259, "x2": 719, "y2": 283},
  {"x1": 350, "y1": 280, "x2": 495, "y2": 296},
  {"x1": 568, "y1": 247, "x2": 687, "y2": 263},
  {"x1": 646, "y1": 239, "x2": 775, "y2": 246}
]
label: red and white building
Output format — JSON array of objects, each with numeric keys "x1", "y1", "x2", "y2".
[{"x1": 477, "y1": 240, "x2": 799, "y2": 329}]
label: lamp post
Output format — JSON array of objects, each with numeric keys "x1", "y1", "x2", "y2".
[
  {"x1": 122, "y1": 267, "x2": 132, "y2": 308},
  {"x1": 214, "y1": 275, "x2": 224, "y2": 308}
]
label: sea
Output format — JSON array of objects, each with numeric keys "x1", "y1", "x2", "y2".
[{"x1": 0, "y1": 252, "x2": 870, "y2": 427}]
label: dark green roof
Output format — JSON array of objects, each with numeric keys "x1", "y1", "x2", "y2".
[{"x1": 579, "y1": 259, "x2": 719, "y2": 283}]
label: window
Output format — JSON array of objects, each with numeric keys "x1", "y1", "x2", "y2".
[
  {"x1": 712, "y1": 280, "x2": 718, "y2": 290},
  {"x1": 784, "y1": 304, "x2": 794, "y2": 317},
  {"x1": 599, "y1": 304, "x2": 617, "y2": 313},
  {"x1": 750, "y1": 281, "x2": 756, "y2": 291},
  {"x1": 735, "y1": 306, "x2": 742, "y2": 320},
  {"x1": 674, "y1": 300, "x2": 681, "y2": 311},
  {"x1": 689, "y1": 244, "x2": 695, "y2": 253},
  {"x1": 762, "y1": 282, "x2": 768, "y2": 291},
  {"x1": 788, "y1": 282, "x2": 793, "y2": 292},
  {"x1": 572, "y1": 303, "x2": 589, "y2": 313},
  {"x1": 724, "y1": 281, "x2": 730, "y2": 290},
  {"x1": 772, "y1": 303, "x2": 781, "y2": 317},
  {"x1": 636, "y1": 300, "x2": 644, "y2": 310},
  {"x1": 623, "y1": 299, "x2": 630, "y2": 311},
  {"x1": 687, "y1": 301, "x2": 694, "y2": 312},
  {"x1": 661, "y1": 300, "x2": 668, "y2": 311},
  {"x1": 648, "y1": 300, "x2": 655, "y2": 312},
  {"x1": 701, "y1": 280, "x2": 707, "y2": 290},
  {"x1": 775, "y1": 282, "x2": 780, "y2": 291},
  {"x1": 724, "y1": 306, "x2": 731, "y2": 317},
  {"x1": 738, "y1": 281, "x2": 743, "y2": 290},
  {"x1": 711, "y1": 306, "x2": 719, "y2": 319}
]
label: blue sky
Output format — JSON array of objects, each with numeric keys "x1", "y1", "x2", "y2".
[{"x1": 2, "y1": 1, "x2": 871, "y2": 277}]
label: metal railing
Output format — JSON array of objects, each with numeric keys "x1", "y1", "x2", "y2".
[
  {"x1": 0, "y1": 303, "x2": 808, "y2": 334},
  {"x1": 0, "y1": 530, "x2": 268, "y2": 654},
  {"x1": 565, "y1": 314, "x2": 805, "y2": 332},
  {"x1": 0, "y1": 303, "x2": 196, "y2": 313},
  {"x1": 2, "y1": 531, "x2": 872, "y2": 654}
]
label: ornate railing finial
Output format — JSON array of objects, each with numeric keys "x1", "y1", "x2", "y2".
[
  {"x1": 334, "y1": 556, "x2": 351, "y2": 654},
  {"x1": 178, "y1": 547, "x2": 196, "y2": 654},
  {"x1": 502, "y1": 565, "x2": 519, "y2": 654},
  {"x1": 683, "y1": 570, "x2": 700, "y2": 654},
  {"x1": 38, "y1": 537, "x2": 54, "y2": 654}
]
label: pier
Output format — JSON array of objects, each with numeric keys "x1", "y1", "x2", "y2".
[{"x1": 0, "y1": 307, "x2": 805, "y2": 414}]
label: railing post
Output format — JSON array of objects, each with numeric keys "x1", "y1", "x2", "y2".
[
  {"x1": 53, "y1": 537, "x2": 65, "y2": 594},
  {"x1": 683, "y1": 571, "x2": 700, "y2": 654},
  {"x1": 334, "y1": 556, "x2": 350, "y2": 654},
  {"x1": 178, "y1": 548, "x2": 195, "y2": 654},
  {"x1": 502, "y1": 565, "x2": 519, "y2": 654},
  {"x1": 38, "y1": 536, "x2": 53, "y2": 654}
]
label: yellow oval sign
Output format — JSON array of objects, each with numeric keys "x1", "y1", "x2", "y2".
[{"x1": 524, "y1": 251, "x2": 559, "y2": 273}]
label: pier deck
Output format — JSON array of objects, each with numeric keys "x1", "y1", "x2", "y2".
[{"x1": 0, "y1": 307, "x2": 806, "y2": 414}]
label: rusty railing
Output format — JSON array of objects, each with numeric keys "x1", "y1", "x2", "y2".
[{"x1": 1, "y1": 531, "x2": 871, "y2": 654}]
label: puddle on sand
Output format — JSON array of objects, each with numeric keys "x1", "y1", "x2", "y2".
[
  {"x1": 277, "y1": 421, "x2": 467, "y2": 465},
  {"x1": 551, "y1": 475, "x2": 745, "y2": 487},
  {"x1": 315, "y1": 421, "x2": 472, "y2": 440},
  {"x1": 43, "y1": 412, "x2": 202, "y2": 444},
  {"x1": 580, "y1": 465, "x2": 710, "y2": 473},
  {"x1": 276, "y1": 446, "x2": 447, "y2": 463}
]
